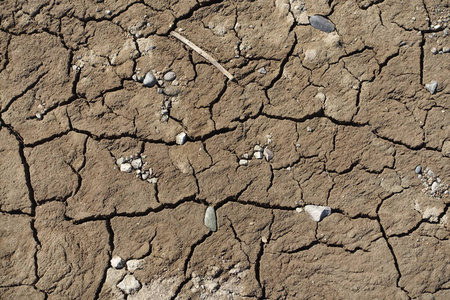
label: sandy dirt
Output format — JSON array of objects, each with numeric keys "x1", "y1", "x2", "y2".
[{"x1": 0, "y1": 0, "x2": 449, "y2": 299}]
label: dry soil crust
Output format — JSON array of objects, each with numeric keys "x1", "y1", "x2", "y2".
[{"x1": 0, "y1": 0, "x2": 449, "y2": 299}]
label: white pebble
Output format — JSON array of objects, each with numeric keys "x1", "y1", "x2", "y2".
[
  {"x1": 126, "y1": 259, "x2": 144, "y2": 272},
  {"x1": 176, "y1": 132, "x2": 187, "y2": 145},
  {"x1": 131, "y1": 158, "x2": 142, "y2": 169},
  {"x1": 431, "y1": 181, "x2": 439, "y2": 193},
  {"x1": 120, "y1": 163, "x2": 132, "y2": 173},
  {"x1": 116, "y1": 157, "x2": 125, "y2": 166},
  {"x1": 304, "y1": 205, "x2": 332, "y2": 222},
  {"x1": 239, "y1": 159, "x2": 248, "y2": 166},
  {"x1": 117, "y1": 274, "x2": 141, "y2": 294},
  {"x1": 147, "y1": 177, "x2": 158, "y2": 184},
  {"x1": 254, "y1": 151, "x2": 263, "y2": 159},
  {"x1": 110, "y1": 256, "x2": 125, "y2": 269},
  {"x1": 254, "y1": 145, "x2": 263, "y2": 152}
]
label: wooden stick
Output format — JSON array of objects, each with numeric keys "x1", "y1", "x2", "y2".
[{"x1": 170, "y1": 31, "x2": 235, "y2": 81}]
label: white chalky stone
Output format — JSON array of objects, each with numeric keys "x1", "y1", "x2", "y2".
[
  {"x1": 239, "y1": 159, "x2": 248, "y2": 166},
  {"x1": 120, "y1": 163, "x2": 132, "y2": 173},
  {"x1": 304, "y1": 205, "x2": 332, "y2": 222},
  {"x1": 117, "y1": 274, "x2": 141, "y2": 294},
  {"x1": 176, "y1": 132, "x2": 187, "y2": 145},
  {"x1": 126, "y1": 259, "x2": 144, "y2": 272},
  {"x1": 131, "y1": 158, "x2": 142, "y2": 169},
  {"x1": 254, "y1": 151, "x2": 263, "y2": 159},
  {"x1": 110, "y1": 256, "x2": 125, "y2": 269}
]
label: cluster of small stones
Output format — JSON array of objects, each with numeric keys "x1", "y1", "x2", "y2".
[
  {"x1": 415, "y1": 165, "x2": 449, "y2": 198},
  {"x1": 116, "y1": 153, "x2": 157, "y2": 184},
  {"x1": 35, "y1": 102, "x2": 47, "y2": 120},
  {"x1": 239, "y1": 137, "x2": 274, "y2": 166},
  {"x1": 133, "y1": 69, "x2": 180, "y2": 122},
  {"x1": 110, "y1": 256, "x2": 144, "y2": 295}
]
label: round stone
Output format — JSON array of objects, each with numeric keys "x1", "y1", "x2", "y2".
[
  {"x1": 164, "y1": 71, "x2": 176, "y2": 81},
  {"x1": 414, "y1": 165, "x2": 422, "y2": 174},
  {"x1": 143, "y1": 72, "x2": 157, "y2": 87},
  {"x1": 110, "y1": 256, "x2": 125, "y2": 269},
  {"x1": 131, "y1": 158, "x2": 142, "y2": 169}
]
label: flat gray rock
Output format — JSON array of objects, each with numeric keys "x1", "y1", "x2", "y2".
[
  {"x1": 204, "y1": 206, "x2": 217, "y2": 231},
  {"x1": 425, "y1": 80, "x2": 438, "y2": 94},
  {"x1": 309, "y1": 15, "x2": 335, "y2": 33},
  {"x1": 304, "y1": 205, "x2": 332, "y2": 222}
]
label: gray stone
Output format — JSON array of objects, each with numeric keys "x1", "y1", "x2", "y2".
[
  {"x1": 254, "y1": 151, "x2": 263, "y2": 159},
  {"x1": 164, "y1": 71, "x2": 176, "y2": 81},
  {"x1": 163, "y1": 86, "x2": 180, "y2": 96},
  {"x1": 425, "y1": 80, "x2": 438, "y2": 94},
  {"x1": 110, "y1": 256, "x2": 125, "y2": 269},
  {"x1": 258, "y1": 67, "x2": 267, "y2": 74},
  {"x1": 443, "y1": 47, "x2": 450, "y2": 53},
  {"x1": 263, "y1": 148, "x2": 273, "y2": 161},
  {"x1": 116, "y1": 157, "x2": 125, "y2": 166},
  {"x1": 204, "y1": 206, "x2": 217, "y2": 232},
  {"x1": 117, "y1": 274, "x2": 141, "y2": 294},
  {"x1": 143, "y1": 72, "x2": 157, "y2": 87},
  {"x1": 120, "y1": 163, "x2": 132, "y2": 173},
  {"x1": 431, "y1": 181, "x2": 439, "y2": 193},
  {"x1": 304, "y1": 205, "x2": 332, "y2": 222},
  {"x1": 414, "y1": 165, "x2": 422, "y2": 174},
  {"x1": 309, "y1": 15, "x2": 335, "y2": 33}
]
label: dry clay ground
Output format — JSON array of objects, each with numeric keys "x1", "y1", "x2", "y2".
[{"x1": 0, "y1": 0, "x2": 450, "y2": 299}]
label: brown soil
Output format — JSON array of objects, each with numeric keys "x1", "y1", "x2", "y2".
[{"x1": 1, "y1": 0, "x2": 449, "y2": 299}]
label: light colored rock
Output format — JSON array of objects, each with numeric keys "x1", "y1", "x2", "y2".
[
  {"x1": 147, "y1": 177, "x2": 158, "y2": 184},
  {"x1": 204, "y1": 206, "x2": 217, "y2": 232},
  {"x1": 254, "y1": 145, "x2": 263, "y2": 152},
  {"x1": 117, "y1": 274, "x2": 141, "y2": 294},
  {"x1": 425, "y1": 80, "x2": 438, "y2": 94},
  {"x1": 176, "y1": 132, "x2": 187, "y2": 145},
  {"x1": 127, "y1": 259, "x2": 144, "y2": 272},
  {"x1": 143, "y1": 72, "x2": 156, "y2": 87},
  {"x1": 414, "y1": 165, "x2": 422, "y2": 174},
  {"x1": 239, "y1": 159, "x2": 248, "y2": 166},
  {"x1": 431, "y1": 181, "x2": 439, "y2": 193},
  {"x1": 309, "y1": 15, "x2": 335, "y2": 33},
  {"x1": 164, "y1": 71, "x2": 176, "y2": 81},
  {"x1": 254, "y1": 151, "x2": 263, "y2": 159},
  {"x1": 110, "y1": 256, "x2": 125, "y2": 269},
  {"x1": 120, "y1": 163, "x2": 132, "y2": 173},
  {"x1": 263, "y1": 148, "x2": 273, "y2": 161},
  {"x1": 304, "y1": 205, "x2": 332, "y2": 222},
  {"x1": 131, "y1": 159, "x2": 142, "y2": 169},
  {"x1": 116, "y1": 157, "x2": 125, "y2": 166},
  {"x1": 296, "y1": 207, "x2": 303, "y2": 213}
]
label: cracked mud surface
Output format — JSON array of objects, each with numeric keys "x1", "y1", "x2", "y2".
[{"x1": 0, "y1": 0, "x2": 449, "y2": 299}]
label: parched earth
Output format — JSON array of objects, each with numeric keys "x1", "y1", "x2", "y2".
[{"x1": 0, "y1": 0, "x2": 449, "y2": 299}]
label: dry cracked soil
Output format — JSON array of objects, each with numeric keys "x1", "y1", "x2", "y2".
[{"x1": 0, "y1": 0, "x2": 450, "y2": 299}]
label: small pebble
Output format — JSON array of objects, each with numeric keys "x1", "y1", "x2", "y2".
[
  {"x1": 431, "y1": 47, "x2": 438, "y2": 54},
  {"x1": 304, "y1": 205, "x2": 332, "y2": 222},
  {"x1": 36, "y1": 113, "x2": 43, "y2": 120},
  {"x1": 431, "y1": 181, "x2": 439, "y2": 193},
  {"x1": 428, "y1": 170, "x2": 435, "y2": 177},
  {"x1": 414, "y1": 165, "x2": 422, "y2": 174},
  {"x1": 443, "y1": 47, "x2": 450, "y2": 53},
  {"x1": 120, "y1": 163, "x2": 133, "y2": 173},
  {"x1": 242, "y1": 153, "x2": 249, "y2": 159},
  {"x1": 110, "y1": 256, "x2": 125, "y2": 269},
  {"x1": 164, "y1": 71, "x2": 176, "y2": 81},
  {"x1": 425, "y1": 81, "x2": 438, "y2": 94},
  {"x1": 131, "y1": 158, "x2": 142, "y2": 169},
  {"x1": 143, "y1": 72, "x2": 157, "y2": 87},
  {"x1": 126, "y1": 259, "x2": 144, "y2": 272},
  {"x1": 117, "y1": 274, "x2": 141, "y2": 294},
  {"x1": 176, "y1": 132, "x2": 187, "y2": 145},
  {"x1": 254, "y1": 145, "x2": 263, "y2": 152},
  {"x1": 309, "y1": 15, "x2": 335, "y2": 33},
  {"x1": 147, "y1": 177, "x2": 158, "y2": 184},
  {"x1": 204, "y1": 206, "x2": 217, "y2": 232},
  {"x1": 254, "y1": 151, "x2": 263, "y2": 159},
  {"x1": 239, "y1": 159, "x2": 248, "y2": 166},
  {"x1": 261, "y1": 236, "x2": 268, "y2": 243},
  {"x1": 258, "y1": 67, "x2": 267, "y2": 74},
  {"x1": 306, "y1": 127, "x2": 314, "y2": 132},
  {"x1": 116, "y1": 157, "x2": 125, "y2": 166},
  {"x1": 296, "y1": 207, "x2": 303, "y2": 213},
  {"x1": 105, "y1": 10, "x2": 111, "y2": 15},
  {"x1": 141, "y1": 172, "x2": 149, "y2": 180},
  {"x1": 263, "y1": 148, "x2": 273, "y2": 161}
]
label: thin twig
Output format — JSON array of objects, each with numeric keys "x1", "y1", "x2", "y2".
[{"x1": 170, "y1": 31, "x2": 235, "y2": 81}]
